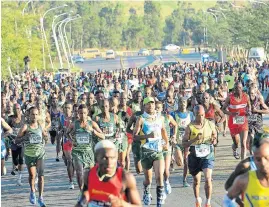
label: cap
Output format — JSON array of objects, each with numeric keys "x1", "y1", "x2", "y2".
[{"x1": 143, "y1": 97, "x2": 155, "y2": 105}]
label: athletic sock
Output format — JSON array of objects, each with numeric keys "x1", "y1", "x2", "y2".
[
  {"x1": 18, "y1": 171, "x2": 22, "y2": 179},
  {"x1": 156, "y1": 186, "x2": 164, "y2": 203}
]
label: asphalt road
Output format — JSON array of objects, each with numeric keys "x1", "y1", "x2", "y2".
[
  {"x1": 3, "y1": 112, "x2": 269, "y2": 207},
  {"x1": 76, "y1": 52, "x2": 204, "y2": 72}
]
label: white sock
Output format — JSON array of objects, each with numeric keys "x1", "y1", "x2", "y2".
[
  {"x1": 18, "y1": 171, "x2": 22, "y2": 179},
  {"x1": 196, "y1": 197, "x2": 202, "y2": 203},
  {"x1": 206, "y1": 198, "x2": 211, "y2": 205}
]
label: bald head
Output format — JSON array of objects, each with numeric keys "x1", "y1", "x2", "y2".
[{"x1": 193, "y1": 105, "x2": 205, "y2": 116}]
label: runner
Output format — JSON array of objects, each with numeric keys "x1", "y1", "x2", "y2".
[
  {"x1": 67, "y1": 104, "x2": 104, "y2": 194},
  {"x1": 155, "y1": 101, "x2": 177, "y2": 195},
  {"x1": 8, "y1": 104, "x2": 25, "y2": 185},
  {"x1": 222, "y1": 82, "x2": 251, "y2": 160},
  {"x1": 60, "y1": 102, "x2": 75, "y2": 189},
  {"x1": 49, "y1": 93, "x2": 62, "y2": 161},
  {"x1": 171, "y1": 97, "x2": 194, "y2": 187},
  {"x1": 15, "y1": 107, "x2": 47, "y2": 206},
  {"x1": 223, "y1": 138, "x2": 269, "y2": 207},
  {"x1": 1, "y1": 118, "x2": 13, "y2": 176},
  {"x1": 133, "y1": 97, "x2": 169, "y2": 206},
  {"x1": 182, "y1": 105, "x2": 217, "y2": 207},
  {"x1": 75, "y1": 140, "x2": 142, "y2": 207},
  {"x1": 248, "y1": 87, "x2": 269, "y2": 154}
]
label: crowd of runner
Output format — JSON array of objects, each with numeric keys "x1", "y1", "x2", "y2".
[{"x1": 1, "y1": 59, "x2": 269, "y2": 207}]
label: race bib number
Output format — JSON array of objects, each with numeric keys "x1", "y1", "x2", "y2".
[
  {"x1": 29, "y1": 135, "x2": 42, "y2": 144},
  {"x1": 103, "y1": 126, "x2": 114, "y2": 137},
  {"x1": 76, "y1": 132, "x2": 89, "y2": 144},
  {"x1": 195, "y1": 144, "x2": 211, "y2": 158},
  {"x1": 115, "y1": 132, "x2": 123, "y2": 143},
  {"x1": 13, "y1": 128, "x2": 20, "y2": 136},
  {"x1": 51, "y1": 120, "x2": 59, "y2": 130},
  {"x1": 248, "y1": 114, "x2": 257, "y2": 122},
  {"x1": 143, "y1": 139, "x2": 161, "y2": 152},
  {"x1": 233, "y1": 116, "x2": 245, "y2": 124},
  {"x1": 177, "y1": 129, "x2": 185, "y2": 144}
]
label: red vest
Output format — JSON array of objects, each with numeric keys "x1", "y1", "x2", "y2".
[{"x1": 88, "y1": 165, "x2": 127, "y2": 204}]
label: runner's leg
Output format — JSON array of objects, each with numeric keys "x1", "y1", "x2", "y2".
[
  {"x1": 203, "y1": 168, "x2": 213, "y2": 205},
  {"x1": 240, "y1": 130, "x2": 248, "y2": 160}
]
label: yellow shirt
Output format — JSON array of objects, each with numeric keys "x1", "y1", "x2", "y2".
[
  {"x1": 188, "y1": 119, "x2": 216, "y2": 145},
  {"x1": 244, "y1": 171, "x2": 269, "y2": 207}
]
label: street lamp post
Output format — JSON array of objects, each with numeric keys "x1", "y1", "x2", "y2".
[
  {"x1": 52, "y1": 12, "x2": 68, "y2": 69},
  {"x1": 63, "y1": 15, "x2": 81, "y2": 69},
  {"x1": 22, "y1": 0, "x2": 32, "y2": 16},
  {"x1": 207, "y1": 11, "x2": 218, "y2": 22},
  {"x1": 41, "y1": 4, "x2": 68, "y2": 70},
  {"x1": 208, "y1": 8, "x2": 227, "y2": 19}
]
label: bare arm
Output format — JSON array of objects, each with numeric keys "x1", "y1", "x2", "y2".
[
  {"x1": 45, "y1": 112, "x2": 51, "y2": 131},
  {"x1": 246, "y1": 94, "x2": 252, "y2": 113},
  {"x1": 126, "y1": 115, "x2": 136, "y2": 134},
  {"x1": 117, "y1": 172, "x2": 142, "y2": 207},
  {"x1": 182, "y1": 125, "x2": 199, "y2": 148},
  {"x1": 15, "y1": 124, "x2": 27, "y2": 144},
  {"x1": 227, "y1": 173, "x2": 248, "y2": 200},
  {"x1": 133, "y1": 117, "x2": 150, "y2": 141},
  {"x1": 222, "y1": 96, "x2": 234, "y2": 116},
  {"x1": 225, "y1": 158, "x2": 250, "y2": 190},
  {"x1": 1, "y1": 118, "x2": 13, "y2": 137},
  {"x1": 92, "y1": 121, "x2": 105, "y2": 140},
  {"x1": 254, "y1": 99, "x2": 269, "y2": 114},
  {"x1": 214, "y1": 104, "x2": 225, "y2": 124}
]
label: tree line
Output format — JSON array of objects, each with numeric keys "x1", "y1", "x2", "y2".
[{"x1": 2, "y1": 1, "x2": 269, "y2": 77}]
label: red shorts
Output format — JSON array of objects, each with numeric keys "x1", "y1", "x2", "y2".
[
  {"x1": 228, "y1": 117, "x2": 248, "y2": 136},
  {"x1": 127, "y1": 133, "x2": 133, "y2": 144},
  {"x1": 63, "y1": 138, "x2": 72, "y2": 151}
]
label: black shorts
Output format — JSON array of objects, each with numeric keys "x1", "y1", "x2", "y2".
[
  {"x1": 188, "y1": 153, "x2": 214, "y2": 176},
  {"x1": 49, "y1": 130, "x2": 57, "y2": 137},
  {"x1": 12, "y1": 147, "x2": 24, "y2": 165}
]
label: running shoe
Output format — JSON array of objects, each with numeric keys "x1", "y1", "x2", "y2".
[
  {"x1": 38, "y1": 197, "x2": 46, "y2": 207},
  {"x1": 164, "y1": 180, "x2": 172, "y2": 194},
  {"x1": 69, "y1": 182, "x2": 74, "y2": 189},
  {"x1": 17, "y1": 178, "x2": 22, "y2": 186},
  {"x1": 142, "y1": 192, "x2": 152, "y2": 206},
  {"x1": 183, "y1": 181, "x2": 190, "y2": 187},
  {"x1": 195, "y1": 197, "x2": 202, "y2": 207},
  {"x1": 29, "y1": 192, "x2": 36, "y2": 204},
  {"x1": 232, "y1": 144, "x2": 240, "y2": 159},
  {"x1": 56, "y1": 156, "x2": 60, "y2": 162}
]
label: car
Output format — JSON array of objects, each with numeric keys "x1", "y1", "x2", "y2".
[
  {"x1": 73, "y1": 56, "x2": 84, "y2": 63},
  {"x1": 106, "y1": 50, "x2": 116, "y2": 60},
  {"x1": 138, "y1": 48, "x2": 150, "y2": 56},
  {"x1": 163, "y1": 44, "x2": 180, "y2": 51},
  {"x1": 81, "y1": 48, "x2": 101, "y2": 59}
]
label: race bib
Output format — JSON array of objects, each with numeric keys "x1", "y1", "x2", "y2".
[
  {"x1": 233, "y1": 116, "x2": 245, "y2": 124},
  {"x1": 248, "y1": 114, "x2": 257, "y2": 122},
  {"x1": 51, "y1": 120, "x2": 59, "y2": 130},
  {"x1": 103, "y1": 126, "x2": 114, "y2": 137},
  {"x1": 143, "y1": 139, "x2": 161, "y2": 152},
  {"x1": 177, "y1": 128, "x2": 185, "y2": 144},
  {"x1": 13, "y1": 128, "x2": 20, "y2": 136},
  {"x1": 76, "y1": 132, "x2": 89, "y2": 144},
  {"x1": 29, "y1": 135, "x2": 42, "y2": 144},
  {"x1": 115, "y1": 132, "x2": 123, "y2": 143},
  {"x1": 195, "y1": 144, "x2": 211, "y2": 158}
]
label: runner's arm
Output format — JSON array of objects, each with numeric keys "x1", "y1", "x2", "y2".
[
  {"x1": 111, "y1": 172, "x2": 142, "y2": 207},
  {"x1": 75, "y1": 170, "x2": 90, "y2": 207},
  {"x1": 224, "y1": 159, "x2": 250, "y2": 190},
  {"x1": 133, "y1": 117, "x2": 150, "y2": 141},
  {"x1": 161, "y1": 119, "x2": 169, "y2": 148},
  {"x1": 126, "y1": 114, "x2": 136, "y2": 134},
  {"x1": 226, "y1": 173, "x2": 248, "y2": 201},
  {"x1": 222, "y1": 96, "x2": 234, "y2": 116},
  {"x1": 66, "y1": 123, "x2": 75, "y2": 141},
  {"x1": 246, "y1": 94, "x2": 252, "y2": 113},
  {"x1": 182, "y1": 125, "x2": 199, "y2": 148},
  {"x1": 168, "y1": 115, "x2": 178, "y2": 141},
  {"x1": 1, "y1": 118, "x2": 13, "y2": 137},
  {"x1": 15, "y1": 124, "x2": 27, "y2": 144},
  {"x1": 214, "y1": 104, "x2": 226, "y2": 124},
  {"x1": 45, "y1": 112, "x2": 51, "y2": 131},
  {"x1": 255, "y1": 98, "x2": 269, "y2": 114},
  {"x1": 92, "y1": 121, "x2": 105, "y2": 140}
]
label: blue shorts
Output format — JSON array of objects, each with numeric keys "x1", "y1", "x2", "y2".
[{"x1": 188, "y1": 153, "x2": 214, "y2": 176}]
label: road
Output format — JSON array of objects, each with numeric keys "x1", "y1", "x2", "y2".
[
  {"x1": 3, "y1": 114, "x2": 269, "y2": 207},
  {"x1": 76, "y1": 52, "x2": 203, "y2": 72}
]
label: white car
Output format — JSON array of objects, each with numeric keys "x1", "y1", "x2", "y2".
[
  {"x1": 138, "y1": 48, "x2": 150, "y2": 56},
  {"x1": 106, "y1": 50, "x2": 116, "y2": 60},
  {"x1": 164, "y1": 44, "x2": 180, "y2": 51}
]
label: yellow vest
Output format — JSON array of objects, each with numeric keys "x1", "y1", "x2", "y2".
[
  {"x1": 244, "y1": 171, "x2": 269, "y2": 207},
  {"x1": 188, "y1": 119, "x2": 215, "y2": 146}
]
